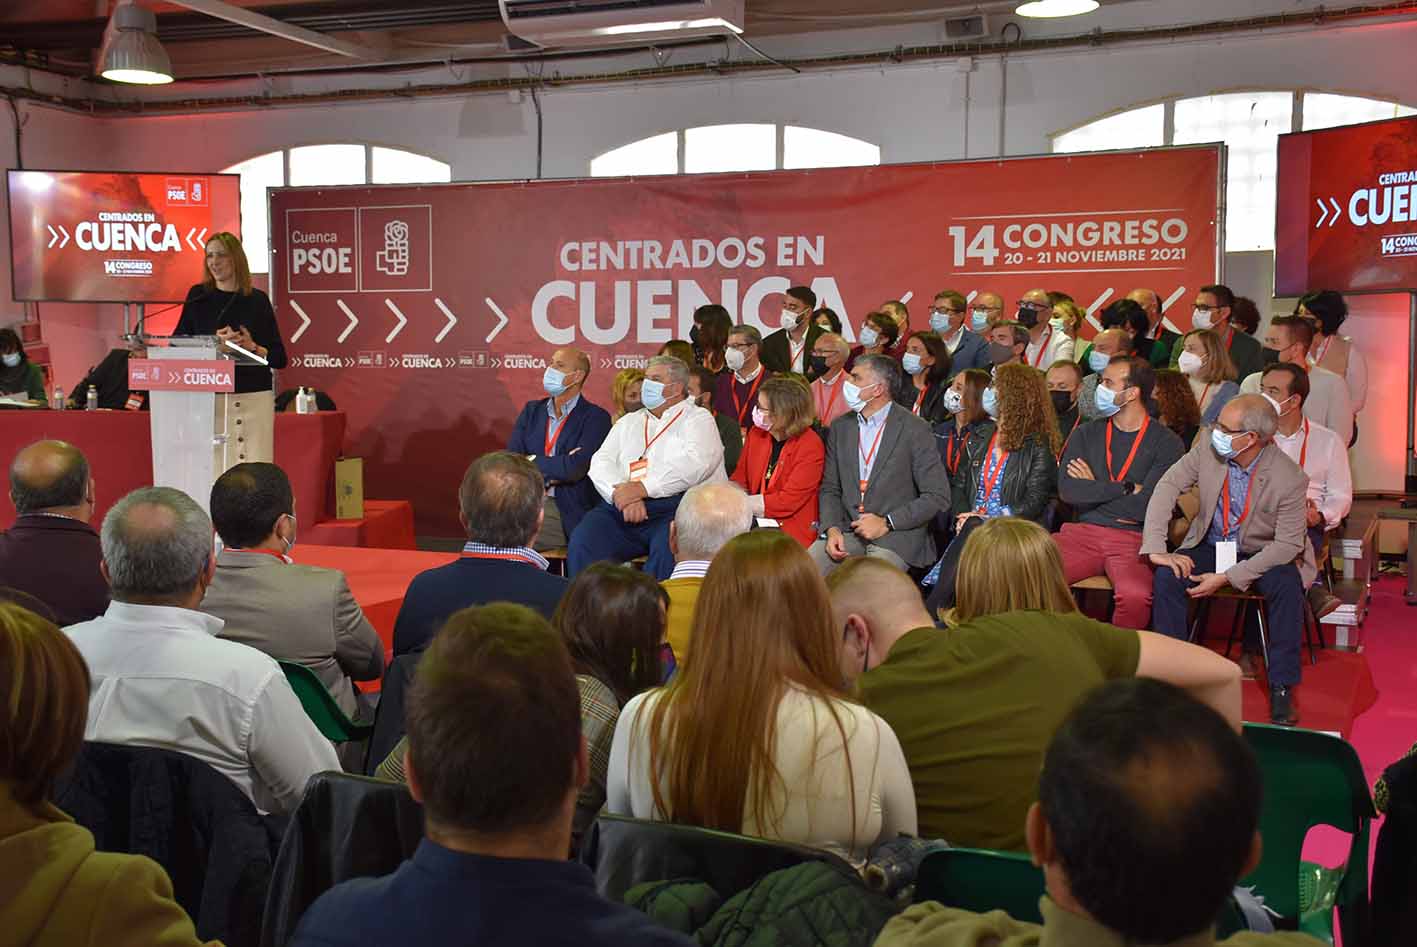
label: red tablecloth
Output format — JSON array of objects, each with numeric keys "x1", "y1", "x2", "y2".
[{"x1": 0, "y1": 409, "x2": 346, "y2": 529}]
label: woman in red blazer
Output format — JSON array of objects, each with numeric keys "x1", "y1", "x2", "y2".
[{"x1": 731, "y1": 375, "x2": 826, "y2": 547}]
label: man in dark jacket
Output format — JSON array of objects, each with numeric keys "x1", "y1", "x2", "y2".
[
  {"x1": 0, "y1": 440, "x2": 108, "y2": 624},
  {"x1": 761, "y1": 286, "x2": 824, "y2": 377}
]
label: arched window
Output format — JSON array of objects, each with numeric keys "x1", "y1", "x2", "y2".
[
  {"x1": 222, "y1": 145, "x2": 452, "y2": 274},
  {"x1": 1054, "y1": 92, "x2": 1416, "y2": 253},
  {"x1": 590, "y1": 124, "x2": 881, "y2": 178}
]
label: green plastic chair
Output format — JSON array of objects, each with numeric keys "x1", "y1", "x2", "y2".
[
  {"x1": 1242, "y1": 722, "x2": 1375, "y2": 945},
  {"x1": 279, "y1": 661, "x2": 374, "y2": 744}
]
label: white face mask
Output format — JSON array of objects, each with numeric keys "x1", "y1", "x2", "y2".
[
  {"x1": 1192, "y1": 308, "x2": 1214, "y2": 330},
  {"x1": 1177, "y1": 351, "x2": 1205, "y2": 376},
  {"x1": 1262, "y1": 392, "x2": 1295, "y2": 418},
  {"x1": 725, "y1": 347, "x2": 746, "y2": 373},
  {"x1": 1, "y1": 353, "x2": 20, "y2": 368},
  {"x1": 943, "y1": 388, "x2": 964, "y2": 414},
  {"x1": 780, "y1": 309, "x2": 800, "y2": 332}
]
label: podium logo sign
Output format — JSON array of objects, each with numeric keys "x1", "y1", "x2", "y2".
[{"x1": 127, "y1": 359, "x2": 236, "y2": 392}]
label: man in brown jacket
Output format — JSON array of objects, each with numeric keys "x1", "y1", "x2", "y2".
[{"x1": 1142, "y1": 394, "x2": 1314, "y2": 725}]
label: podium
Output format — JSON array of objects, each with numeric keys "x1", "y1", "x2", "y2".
[{"x1": 128, "y1": 336, "x2": 269, "y2": 513}]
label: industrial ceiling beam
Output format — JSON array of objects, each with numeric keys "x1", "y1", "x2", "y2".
[{"x1": 164, "y1": 0, "x2": 386, "y2": 59}]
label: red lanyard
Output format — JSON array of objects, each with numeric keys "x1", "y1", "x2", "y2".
[
  {"x1": 945, "y1": 431, "x2": 963, "y2": 474},
  {"x1": 1029, "y1": 327, "x2": 1052, "y2": 367},
  {"x1": 816, "y1": 375, "x2": 843, "y2": 422},
  {"x1": 1220, "y1": 465, "x2": 1255, "y2": 540},
  {"x1": 977, "y1": 431, "x2": 1009, "y2": 511},
  {"x1": 1197, "y1": 382, "x2": 1214, "y2": 413},
  {"x1": 1311, "y1": 335, "x2": 1333, "y2": 366},
  {"x1": 1058, "y1": 413, "x2": 1083, "y2": 460},
  {"x1": 642, "y1": 408, "x2": 685, "y2": 459},
  {"x1": 789, "y1": 336, "x2": 807, "y2": 370},
  {"x1": 857, "y1": 417, "x2": 889, "y2": 508},
  {"x1": 545, "y1": 402, "x2": 570, "y2": 455},
  {"x1": 730, "y1": 371, "x2": 765, "y2": 425},
  {"x1": 1299, "y1": 418, "x2": 1310, "y2": 468},
  {"x1": 913, "y1": 385, "x2": 927, "y2": 417},
  {"x1": 1104, "y1": 415, "x2": 1150, "y2": 482},
  {"x1": 1223, "y1": 326, "x2": 1235, "y2": 350}
]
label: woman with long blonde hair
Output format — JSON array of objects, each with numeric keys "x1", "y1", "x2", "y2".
[
  {"x1": 1175, "y1": 328, "x2": 1239, "y2": 424},
  {"x1": 610, "y1": 368, "x2": 645, "y2": 422},
  {"x1": 606, "y1": 530, "x2": 916, "y2": 866}
]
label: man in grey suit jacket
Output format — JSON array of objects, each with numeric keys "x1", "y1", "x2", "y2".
[
  {"x1": 204, "y1": 462, "x2": 384, "y2": 718},
  {"x1": 811, "y1": 354, "x2": 950, "y2": 575}
]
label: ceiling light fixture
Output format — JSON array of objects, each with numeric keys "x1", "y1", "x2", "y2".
[
  {"x1": 1014, "y1": 0, "x2": 1101, "y2": 18},
  {"x1": 98, "y1": 0, "x2": 174, "y2": 85}
]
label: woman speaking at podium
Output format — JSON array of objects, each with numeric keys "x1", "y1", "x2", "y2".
[{"x1": 175, "y1": 232, "x2": 287, "y2": 465}]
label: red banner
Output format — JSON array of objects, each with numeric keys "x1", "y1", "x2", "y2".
[
  {"x1": 6, "y1": 170, "x2": 241, "y2": 303},
  {"x1": 270, "y1": 147, "x2": 1220, "y2": 534},
  {"x1": 1276, "y1": 115, "x2": 1417, "y2": 296},
  {"x1": 128, "y1": 358, "x2": 235, "y2": 391}
]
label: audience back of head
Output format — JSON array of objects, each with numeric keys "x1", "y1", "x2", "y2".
[
  {"x1": 459, "y1": 451, "x2": 545, "y2": 546},
  {"x1": 1037, "y1": 677, "x2": 1262, "y2": 942},
  {"x1": 556, "y1": 563, "x2": 666, "y2": 706},
  {"x1": 9, "y1": 440, "x2": 89, "y2": 514},
  {"x1": 101, "y1": 486, "x2": 213, "y2": 605},
  {"x1": 954, "y1": 517, "x2": 1077, "y2": 623},
  {"x1": 672, "y1": 481, "x2": 752, "y2": 561},
  {"x1": 210, "y1": 462, "x2": 293, "y2": 549}
]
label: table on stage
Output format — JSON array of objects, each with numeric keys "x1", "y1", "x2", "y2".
[{"x1": 0, "y1": 409, "x2": 346, "y2": 530}]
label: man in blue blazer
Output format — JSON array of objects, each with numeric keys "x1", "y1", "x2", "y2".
[
  {"x1": 506, "y1": 348, "x2": 612, "y2": 551},
  {"x1": 928, "y1": 289, "x2": 990, "y2": 378}
]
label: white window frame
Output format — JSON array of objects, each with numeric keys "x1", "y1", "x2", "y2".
[{"x1": 590, "y1": 124, "x2": 881, "y2": 177}]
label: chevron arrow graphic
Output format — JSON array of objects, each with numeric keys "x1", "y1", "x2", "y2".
[
  {"x1": 1327, "y1": 196, "x2": 1341, "y2": 228},
  {"x1": 433, "y1": 298, "x2": 458, "y2": 344},
  {"x1": 335, "y1": 300, "x2": 359, "y2": 344},
  {"x1": 384, "y1": 299, "x2": 408, "y2": 343},
  {"x1": 289, "y1": 301, "x2": 312, "y2": 343},
  {"x1": 484, "y1": 297, "x2": 509, "y2": 343},
  {"x1": 1315, "y1": 198, "x2": 1330, "y2": 228}
]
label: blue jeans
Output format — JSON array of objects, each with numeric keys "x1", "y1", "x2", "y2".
[
  {"x1": 567, "y1": 496, "x2": 683, "y2": 581},
  {"x1": 1151, "y1": 542, "x2": 1305, "y2": 687}
]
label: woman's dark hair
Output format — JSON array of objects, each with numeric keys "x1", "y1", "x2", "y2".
[
  {"x1": 1229, "y1": 297, "x2": 1261, "y2": 336},
  {"x1": 1100, "y1": 299, "x2": 1149, "y2": 338},
  {"x1": 813, "y1": 307, "x2": 842, "y2": 334},
  {"x1": 908, "y1": 330, "x2": 952, "y2": 386},
  {"x1": 693, "y1": 305, "x2": 733, "y2": 369},
  {"x1": 554, "y1": 562, "x2": 667, "y2": 706},
  {"x1": 864, "y1": 311, "x2": 899, "y2": 349},
  {"x1": 0, "y1": 329, "x2": 26, "y2": 360},
  {"x1": 1297, "y1": 290, "x2": 1348, "y2": 336}
]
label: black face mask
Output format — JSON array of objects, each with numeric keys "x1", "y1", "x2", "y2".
[
  {"x1": 1050, "y1": 390, "x2": 1075, "y2": 416},
  {"x1": 808, "y1": 355, "x2": 829, "y2": 377},
  {"x1": 988, "y1": 341, "x2": 1015, "y2": 366},
  {"x1": 1016, "y1": 306, "x2": 1039, "y2": 329},
  {"x1": 1260, "y1": 347, "x2": 1281, "y2": 366}
]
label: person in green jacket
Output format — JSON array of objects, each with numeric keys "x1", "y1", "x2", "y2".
[
  {"x1": 875, "y1": 677, "x2": 1324, "y2": 947},
  {"x1": 0, "y1": 328, "x2": 47, "y2": 402}
]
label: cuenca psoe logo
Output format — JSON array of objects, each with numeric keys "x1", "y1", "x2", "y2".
[{"x1": 376, "y1": 220, "x2": 410, "y2": 276}]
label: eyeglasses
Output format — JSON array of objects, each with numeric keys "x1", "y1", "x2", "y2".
[
  {"x1": 727, "y1": 341, "x2": 757, "y2": 351},
  {"x1": 931, "y1": 307, "x2": 964, "y2": 316},
  {"x1": 1016, "y1": 300, "x2": 1049, "y2": 311},
  {"x1": 1194, "y1": 303, "x2": 1222, "y2": 312}
]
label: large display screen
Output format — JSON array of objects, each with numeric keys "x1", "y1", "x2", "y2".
[
  {"x1": 1275, "y1": 115, "x2": 1417, "y2": 296},
  {"x1": 7, "y1": 169, "x2": 241, "y2": 303}
]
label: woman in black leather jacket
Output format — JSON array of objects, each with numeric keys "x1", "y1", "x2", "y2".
[{"x1": 924, "y1": 363, "x2": 1061, "y2": 616}]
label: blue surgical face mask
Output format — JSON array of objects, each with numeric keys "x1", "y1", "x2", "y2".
[
  {"x1": 1, "y1": 353, "x2": 19, "y2": 369},
  {"x1": 929, "y1": 311, "x2": 952, "y2": 333},
  {"x1": 1094, "y1": 383, "x2": 1125, "y2": 418},
  {"x1": 902, "y1": 352, "x2": 926, "y2": 375},
  {"x1": 542, "y1": 366, "x2": 570, "y2": 397},
  {"x1": 1211, "y1": 428, "x2": 1251, "y2": 459},
  {"x1": 641, "y1": 378, "x2": 668, "y2": 411},
  {"x1": 970, "y1": 309, "x2": 990, "y2": 332},
  {"x1": 859, "y1": 326, "x2": 880, "y2": 348},
  {"x1": 1088, "y1": 349, "x2": 1110, "y2": 373},
  {"x1": 982, "y1": 387, "x2": 999, "y2": 418}
]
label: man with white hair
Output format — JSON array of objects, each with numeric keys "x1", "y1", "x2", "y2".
[
  {"x1": 661, "y1": 481, "x2": 754, "y2": 662},
  {"x1": 809, "y1": 332, "x2": 853, "y2": 427},
  {"x1": 65, "y1": 486, "x2": 339, "y2": 814},
  {"x1": 570, "y1": 355, "x2": 726, "y2": 581}
]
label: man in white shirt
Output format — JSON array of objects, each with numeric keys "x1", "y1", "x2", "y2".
[
  {"x1": 1259, "y1": 362, "x2": 1352, "y2": 619},
  {"x1": 1240, "y1": 315, "x2": 1354, "y2": 446},
  {"x1": 810, "y1": 332, "x2": 852, "y2": 428},
  {"x1": 1018, "y1": 287, "x2": 1075, "y2": 369},
  {"x1": 570, "y1": 355, "x2": 726, "y2": 580},
  {"x1": 928, "y1": 289, "x2": 989, "y2": 375},
  {"x1": 761, "y1": 286, "x2": 822, "y2": 376},
  {"x1": 65, "y1": 486, "x2": 339, "y2": 814}
]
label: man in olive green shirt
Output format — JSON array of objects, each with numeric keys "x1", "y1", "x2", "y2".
[
  {"x1": 828, "y1": 557, "x2": 1241, "y2": 851},
  {"x1": 874, "y1": 678, "x2": 1322, "y2": 947}
]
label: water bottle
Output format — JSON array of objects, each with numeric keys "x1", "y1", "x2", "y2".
[
  {"x1": 53, "y1": 386, "x2": 64, "y2": 411},
  {"x1": 86, "y1": 385, "x2": 98, "y2": 411},
  {"x1": 296, "y1": 387, "x2": 309, "y2": 414}
]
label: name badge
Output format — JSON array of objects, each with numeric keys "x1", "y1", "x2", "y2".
[
  {"x1": 629, "y1": 458, "x2": 649, "y2": 482},
  {"x1": 1215, "y1": 540, "x2": 1238, "y2": 575},
  {"x1": 858, "y1": 478, "x2": 868, "y2": 514}
]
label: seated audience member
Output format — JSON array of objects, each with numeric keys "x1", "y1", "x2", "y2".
[
  {"x1": 573, "y1": 356, "x2": 726, "y2": 581},
  {"x1": 0, "y1": 328, "x2": 47, "y2": 401},
  {"x1": 610, "y1": 367, "x2": 644, "y2": 422},
  {"x1": 1075, "y1": 328, "x2": 1136, "y2": 420},
  {"x1": 608, "y1": 531, "x2": 916, "y2": 866},
  {"x1": 1051, "y1": 299, "x2": 1086, "y2": 341},
  {"x1": 809, "y1": 332, "x2": 853, "y2": 428},
  {"x1": 377, "y1": 566, "x2": 666, "y2": 851},
  {"x1": 986, "y1": 322, "x2": 1029, "y2": 368},
  {"x1": 1047, "y1": 290, "x2": 1074, "y2": 305},
  {"x1": 68, "y1": 339, "x2": 148, "y2": 410},
  {"x1": 1154, "y1": 367, "x2": 1202, "y2": 446},
  {"x1": 830, "y1": 522, "x2": 1241, "y2": 852},
  {"x1": 923, "y1": 363, "x2": 1059, "y2": 613},
  {"x1": 1231, "y1": 294, "x2": 1263, "y2": 336},
  {"x1": 846, "y1": 310, "x2": 901, "y2": 372},
  {"x1": 896, "y1": 330, "x2": 953, "y2": 423},
  {"x1": 811, "y1": 354, "x2": 950, "y2": 576},
  {"x1": 813, "y1": 306, "x2": 842, "y2": 335},
  {"x1": 761, "y1": 286, "x2": 822, "y2": 376},
  {"x1": 713, "y1": 324, "x2": 773, "y2": 434},
  {"x1": 881, "y1": 299, "x2": 913, "y2": 360},
  {"x1": 1106, "y1": 298, "x2": 1159, "y2": 365},
  {"x1": 394, "y1": 452, "x2": 568, "y2": 656},
  {"x1": 1177, "y1": 327, "x2": 1241, "y2": 424},
  {"x1": 1189, "y1": 284, "x2": 1265, "y2": 380},
  {"x1": 1260, "y1": 363, "x2": 1352, "y2": 619},
  {"x1": 658, "y1": 339, "x2": 696, "y2": 367},
  {"x1": 0, "y1": 602, "x2": 214, "y2": 947},
  {"x1": 1240, "y1": 315, "x2": 1354, "y2": 446},
  {"x1": 1017, "y1": 288, "x2": 1075, "y2": 369},
  {"x1": 1045, "y1": 359, "x2": 1083, "y2": 444},
  {"x1": 876, "y1": 679, "x2": 1321, "y2": 947},
  {"x1": 662, "y1": 482, "x2": 753, "y2": 662},
  {"x1": 292, "y1": 604, "x2": 694, "y2": 947},
  {"x1": 1126, "y1": 287, "x2": 1181, "y2": 368},
  {"x1": 934, "y1": 369, "x2": 994, "y2": 487},
  {"x1": 506, "y1": 347, "x2": 613, "y2": 551},
  {"x1": 969, "y1": 291, "x2": 1005, "y2": 333},
  {"x1": 1299, "y1": 289, "x2": 1366, "y2": 420},
  {"x1": 929, "y1": 290, "x2": 988, "y2": 375},
  {"x1": 204, "y1": 462, "x2": 383, "y2": 718},
  {"x1": 66, "y1": 486, "x2": 339, "y2": 814},
  {"x1": 0, "y1": 440, "x2": 108, "y2": 625},
  {"x1": 1143, "y1": 395, "x2": 1316, "y2": 726},
  {"x1": 688, "y1": 364, "x2": 742, "y2": 475},
  {"x1": 691, "y1": 303, "x2": 732, "y2": 375},
  {"x1": 1054, "y1": 358, "x2": 1185, "y2": 629},
  {"x1": 731, "y1": 375, "x2": 825, "y2": 546}
]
